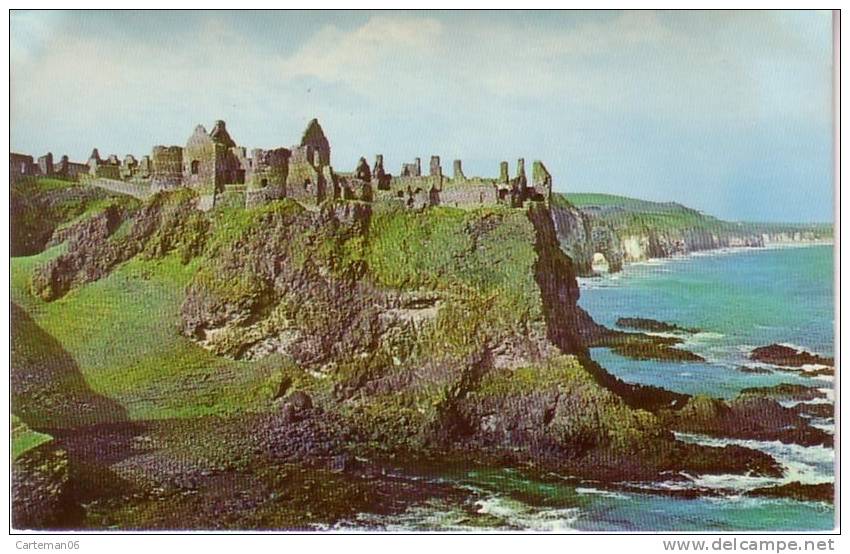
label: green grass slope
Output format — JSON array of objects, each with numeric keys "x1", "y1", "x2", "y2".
[{"x1": 12, "y1": 250, "x2": 283, "y2": 424}]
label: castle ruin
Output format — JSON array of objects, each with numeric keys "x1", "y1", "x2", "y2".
[{"x1": 10, "y1": 118, "x2": 554, "y2": 210}]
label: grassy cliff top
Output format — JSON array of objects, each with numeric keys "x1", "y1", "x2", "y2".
[{"x1": 557, "y1": 192, "x2": 832, "y2": 235}]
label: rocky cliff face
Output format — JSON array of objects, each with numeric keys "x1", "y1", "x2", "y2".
[
  {"x1": 14, "y1": 185, "x2": 788, "y2": 517},
  {"x1": 170, "y1": 197, "x2": 774, "y2": 480}
]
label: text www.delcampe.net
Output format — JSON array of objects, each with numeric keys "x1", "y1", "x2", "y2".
[{"x1": 662, "y1": 539, "x2": 836, "y2": 552}]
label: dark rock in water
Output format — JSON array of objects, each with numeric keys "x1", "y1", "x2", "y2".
[
  {"x1": 793, "y1": 403, "x2": 834, "y2": 419},
  {"x1": 616, "y1": 317, "x2": 699, "y2": 334},
  {"x1": 662, "y1": 395, "x2": 832, "y2": 447},
  {"x1": 610, "y1": 341, "x2": 705, "y2": 362},
  {"x1": 737, "y1": 365, "x2": 773, "y2": 374},
  {"x1": 750, "y1": 344, "x2": 833, "y2": 367},
  {"x1": 739, "y1": 383, "x2": 827, "y2": 402},
  {"x1": 748, "y1": 481, "x2": 834, "y2": 504}
]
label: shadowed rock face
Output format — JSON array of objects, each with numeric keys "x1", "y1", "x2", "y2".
[
  {"x1": 180, "y1": 201, "x2": 380, "y2": 365},
  {"x1": 11, "y1": 303, "x2": 134, "y2": 530},
  {"x1": 12, "y1": 441, "x2": 69, "y2": 529},
  {"x1": 11, "y1": 182, "x2": 111, "y2": 257},
  {"x1": 527, "y1": 204, "x2": 585, "y2": 356}
]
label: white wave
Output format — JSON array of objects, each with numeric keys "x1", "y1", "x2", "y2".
[
  {"x1": 674, "y1": 433, "x2": 834, "y2": 490},
  {"x1": 575, "y1": 487, "x2": 630, "y2": 500},
  {"x1": 781, "y1": 397, "x2": 833, "y2": 408},
  {"x1": 801, "y1": 363, "x2": 833, "y2": 372},
  {"x1": 810, "y1": 421, "x2": 835, "y2": 434},
  {"x1": 474, "y1": 496, "x2": 581, "y2": 532}
]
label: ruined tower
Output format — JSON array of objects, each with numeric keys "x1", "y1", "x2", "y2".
[
  {"x1": 354, "y1": 157, "x2": 372, "y2": 181},
  {"x1": 429, "y1": 156, "x2": 442, "y2": 177},
  {"x1": 499, "y1": 161, "x2": 509, "y2": 183},
  {"x1": 299, "y1": 119, "x2": 331, "y2": 166},
  {"x1": 37, "y1": 152, "x2": 53, "y2": 176},
  {"x1": 452, "y1": 160, "x2": 465, "y2": 180}
]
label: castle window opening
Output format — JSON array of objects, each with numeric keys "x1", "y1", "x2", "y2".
[
  {"x1": 190, "y1": 160, "x2": 199, "y2": 175},
  {"x1": 260, "y1": 178, "x2": 268, "y2": 187}
]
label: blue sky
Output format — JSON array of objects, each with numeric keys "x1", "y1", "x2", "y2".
[{"x1": 11, "y1": 10, "x2": 834, "y2": 222}]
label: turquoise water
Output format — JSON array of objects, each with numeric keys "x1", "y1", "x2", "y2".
[
  {"x1": 579, "y1": 244, "x2": 835, "y2": 399},
  {"x1": 353, "y1": 245, "x2": 835, "y2": 531}
]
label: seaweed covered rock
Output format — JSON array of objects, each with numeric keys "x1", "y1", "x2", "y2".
[
  {"x1": 616, "y1": 317, "x2": 699, "y2": 334},
  {"x1": 661, "y1": 395, "x2": 832, "y2": 447},
  {"x1": 749, "y1": 344, "x2": 834, "y2": 367},
  {"x1": 749, "y1": 481, "x2": 834, "y2": 504},
  {"x1": 739, "y1": 383, "x2": 828, "y2": 402}
]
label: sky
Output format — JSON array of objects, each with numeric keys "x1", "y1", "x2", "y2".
[{"x1": 10, "y1": 10, "x2": 835, "y2": 222}]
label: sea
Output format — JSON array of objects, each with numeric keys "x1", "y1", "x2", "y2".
[{"x1": 342, "y1": 244, "x2": 836, "y2": 531}]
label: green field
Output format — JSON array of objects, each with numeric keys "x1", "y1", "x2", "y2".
[{"x1": 12, "y1": 249, "x2": 283, "y2": 424}]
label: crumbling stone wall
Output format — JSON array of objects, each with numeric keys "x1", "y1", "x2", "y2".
[
  {"x1": 499, "y1": 161, "x2": 510, "y2": 183},
  {"x1": 17, "y1": 116, "x2": 554, "y2": 213},
  {"x1": 37, "y1": 153, "x2": 53, "y2": 176},
  {"x1": 354, "y1": 157, "x2": 371, "y2": 181},
  {"x1": 281, "y1": 119, "x2": 334, "y2": 205},
  {"x1": 286, "y1": 161, "x2": 325, "y2": 204},
  {"x1": 400, "y1": 157, "x2": 421, "y2": 177},
  {"x1": 209, "y1": 120, "x2": 236, "y2": 148},
  {"x1": 247, "y1": 147, "x2": 289, "y2": 191},
  {"x1": 372, "y1": 154, "x2": 390, "y2": 189},
  {"x1": 54, "y1": 156, "x2": 88, "y2": 180},
  {"x1": 86, "y1": 149, "x2": 120, "y2": 179},
  {"x1": 10, "y1": 153, "x2": 35, "y2": 182},
  {"x1": 437, "y1": 183, "x2": 500, "y2": 207},
  {"x1": 120, "y1": 155, "x2": 137, "y2": 180},
  {"x1": 137, "y1": 156, "x2": 152, "y2": 179},
  {"x1": 183, "y1": 125, "x2": 222, "y2": 190},
  {"x1": 151, "y1": 145, "x2": 184, "y2": 190},
  {"x1": 182, "y1": 121, "x2": 246, "y2": 191},
  {"x1": 531, "y1": 160, "x2": 552, "y2": 203}
]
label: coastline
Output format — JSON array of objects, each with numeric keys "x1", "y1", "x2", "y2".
[{"x1": 579, "y1": 240, "x2": 834, "y2": 283}]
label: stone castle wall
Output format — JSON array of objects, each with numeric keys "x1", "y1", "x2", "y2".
[{"x1": 151, "y1": 146, "x2": 184, "y2": 190}]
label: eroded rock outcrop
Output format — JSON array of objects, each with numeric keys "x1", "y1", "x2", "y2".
[{"x1": 30, "y1": 189, "x2": 208, "y2": 301}]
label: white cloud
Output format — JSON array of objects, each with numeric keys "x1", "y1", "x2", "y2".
[{"x1": 281, "y1": 15, "x2": 443, "y2": 86}]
